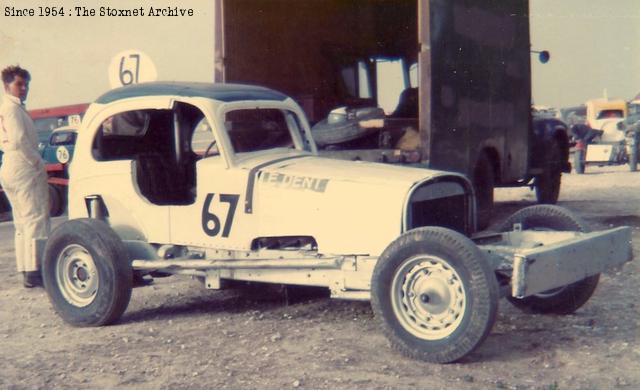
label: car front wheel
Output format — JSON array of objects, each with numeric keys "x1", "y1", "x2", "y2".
[{"x1": 371, "y1": 227, "x2": 499, "y2": 363}]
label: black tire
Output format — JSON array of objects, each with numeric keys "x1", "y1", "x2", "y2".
[
  {"x1": 43, "y1": 218, "x2": 133, "y2": 326},
  {"x1": 59, "y1": 185, "x2": 68, "y2": 215},
  {"x1": 574, "y1": 149, "x2": 585, "y2": 174},
  {"x1": 628, "y1": 135, "x2": 638, "y2": 172},
  {"x1": 371, "y1": 227, "x2": 499, "y2": 363},
  {"x1": 472, "y1": 153, "x2": 494, "y2": 230},
  {"x1": 535, "y1": 141, "x2": 562, "y2": 204},
  {"x1": 48, "y1": 184, "x2": 63, "y2": 217},
  {"x1": 498, "y1": 205, "x2": 599, "y2": 314}
]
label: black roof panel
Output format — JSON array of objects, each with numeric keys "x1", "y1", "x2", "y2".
[{"x1": 95, "y1": 82, "x2": 289, "y2": 104}]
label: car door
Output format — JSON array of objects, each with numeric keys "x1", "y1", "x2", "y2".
[{"x1": 168, "y1": 110, "x2": 256, "y2": 251}]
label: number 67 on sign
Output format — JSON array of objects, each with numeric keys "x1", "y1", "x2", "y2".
[{"x1": 108, "y1": 49, "x2": 158, "y2": 89}]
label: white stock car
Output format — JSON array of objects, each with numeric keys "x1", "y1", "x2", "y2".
[{"x1": 39, "y1": 82, "x2": 632, "y2": 363}]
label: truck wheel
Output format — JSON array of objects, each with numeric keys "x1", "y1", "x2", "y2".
[
  {"x1": 42, "y1": 218, "x2": 133, "y2": 326},
  {"x1": 371, "y1": 227, "x2": 499, "y2": 363},
  {"x1": 48, "y1": 184, "x2": 63, "y2": 217},
  {"x1": 472, "y1": 153, "x2": 494, "y2": 230},
  {"x1": 498, "y1": 205, "x2": 599, "y2": 314},
  {"x1": 574, "y1": 149, "x2": 585, "y2": 174},
  {"x1": 535, "y1": 141, "x2": 562, "y2": 204}
]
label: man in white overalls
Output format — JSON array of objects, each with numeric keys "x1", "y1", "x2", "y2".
[{"x1": 0, "y1": 66, "x2": 50, "y2": 288}]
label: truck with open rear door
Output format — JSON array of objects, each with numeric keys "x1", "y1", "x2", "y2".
[{"x1": 212, "y1": 0, "x2": 570, "y2": 228}]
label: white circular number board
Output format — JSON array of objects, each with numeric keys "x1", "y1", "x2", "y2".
[
  {"x1": 56, "y1": 146, "x2": 70, "y2": 164},
  {"x1": 108, "y1": 50, "x2": 158, "y2": 89},
  {"x1": 67, "y1": 114, "x2": 81, "y2": 126}
]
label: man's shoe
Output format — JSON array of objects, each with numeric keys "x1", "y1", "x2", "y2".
[{"x1": 23, "y1": 271, "x2": 43, "y2": 288}]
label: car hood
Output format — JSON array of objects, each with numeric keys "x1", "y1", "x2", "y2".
[
  {"x1": 236, "y1": 151, "x2": 470, "y2": 255},
  {"x1": 237, "y1": 151, "x2": 449, "y2": 188}
]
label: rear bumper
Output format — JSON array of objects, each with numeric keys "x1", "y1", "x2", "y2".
[{"x1": 585, "y1": 143, "x2": 625, "y2": 163}]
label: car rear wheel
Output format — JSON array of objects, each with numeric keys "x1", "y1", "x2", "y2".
[
  {"x1": 498, "y1": 205, "x2": 599, "y2": 314},
  {"x1": 48, "y1": 184, "x2": 63, "y2": 217},
  {"x1": 0, "y1": 192, "x2": 9, "y2": 213},
  {"x1": 371, "y1": 227, "x2": 499, "y2": 363},
  {"x1": 43, "y1": 218, "x2": 133, "y2": 326}
]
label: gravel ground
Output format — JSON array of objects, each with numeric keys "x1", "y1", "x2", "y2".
[{"x1": 0, "y1": 165, "x2": 638, "y2": 389}]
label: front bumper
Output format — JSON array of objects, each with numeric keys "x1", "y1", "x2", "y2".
[{"x1": 478, "y1": 227, "x2": 633, "y2": 298}]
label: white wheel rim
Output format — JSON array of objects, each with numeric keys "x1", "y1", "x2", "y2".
[
  {"x1": 391, "y1": 255, "x2": 467, "y2": 340},
  {"x1": 55, "y1": 244, "x2": 99, "y2": 307}
]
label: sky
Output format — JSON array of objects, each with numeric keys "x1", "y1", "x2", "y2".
[
  {"x1": 1, "y1": 0, "x2": 639, "y2": 110},
  {"x1": 530, "y1": 0, "x2": 640, "y2": 107},
  {"x1": 0, "y1": 0, "x2": 215, "y2": 108}
]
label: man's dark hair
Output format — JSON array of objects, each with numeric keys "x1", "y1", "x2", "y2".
[{"x1": 2, "y1": 65, "x2": 31, "y2": 84}]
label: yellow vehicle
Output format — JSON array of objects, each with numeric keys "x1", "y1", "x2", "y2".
[
  {"x1": 573, "y1": 99, "x2": 631, "y2": 173},
  {"x1": 585, "y1": 98, "x2": 627, "y2": 132}
]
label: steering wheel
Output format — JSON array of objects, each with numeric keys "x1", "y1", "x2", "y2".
[{"x1": 204, "y1": 140, "x2": 217, "y2": 157}]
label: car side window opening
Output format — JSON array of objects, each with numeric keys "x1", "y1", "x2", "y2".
[
  {"x1": 339, "y1": 57, "x2": 418, "y2": 119},
  {"x1": 191, "y1": 118, "x2": 218, "y2": 156},
  {"x1": 341, "y1": 60, "x2": 372, "y2": 100},
  {"x1": 92, "y1": 103, "x2": 205, "y2": 206}
]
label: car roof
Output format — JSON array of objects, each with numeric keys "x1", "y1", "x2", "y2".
[
  {"x1": 52, "y1": 125, "x2": 78, "y2": 133},
  {"x1": 95, "y1": 82, "x2": 289, "y2": 105}
]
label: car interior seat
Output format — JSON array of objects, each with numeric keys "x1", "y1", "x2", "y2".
[
  {"x1": 135, "y1": 152, "x2": 192, "y2": 205},
  {"x1": 391, "y1": 87, "x2": 418, "y2": 118}
]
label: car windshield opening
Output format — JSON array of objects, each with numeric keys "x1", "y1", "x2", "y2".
[
  {"x1": 225, "y1": 108, "x2": 295, "y2": 153},
  {"x1": 597, "y1": 110, "x2": 624, "y2": 119},
  {"x1": 50, "y1": 131, "x2": 76, "y2": 145}
]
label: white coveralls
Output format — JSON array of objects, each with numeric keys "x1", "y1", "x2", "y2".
[{"x1": 0, "y1": 94, "x2": 50, "y2": 273}]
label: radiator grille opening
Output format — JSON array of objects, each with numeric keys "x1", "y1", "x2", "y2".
[{"x1": 409, "y1": 193, "x2": 469, "y2": 234}]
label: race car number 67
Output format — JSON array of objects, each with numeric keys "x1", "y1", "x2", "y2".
[{"x1": 201, "y1": 193, "x2": 239, "y2": 238}]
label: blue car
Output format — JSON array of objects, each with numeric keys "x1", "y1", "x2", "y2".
[{"x1": 40, "y1": 125, "x2": 77, "y2": 165}]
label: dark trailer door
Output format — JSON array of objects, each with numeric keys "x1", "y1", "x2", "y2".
[{"x1": 424, "y1": 0, "x2": 531, "y2": 182}]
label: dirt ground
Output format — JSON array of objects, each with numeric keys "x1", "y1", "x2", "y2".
[{"x1": 0, "y1": 165, "x2": 638, "y2": 390}]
